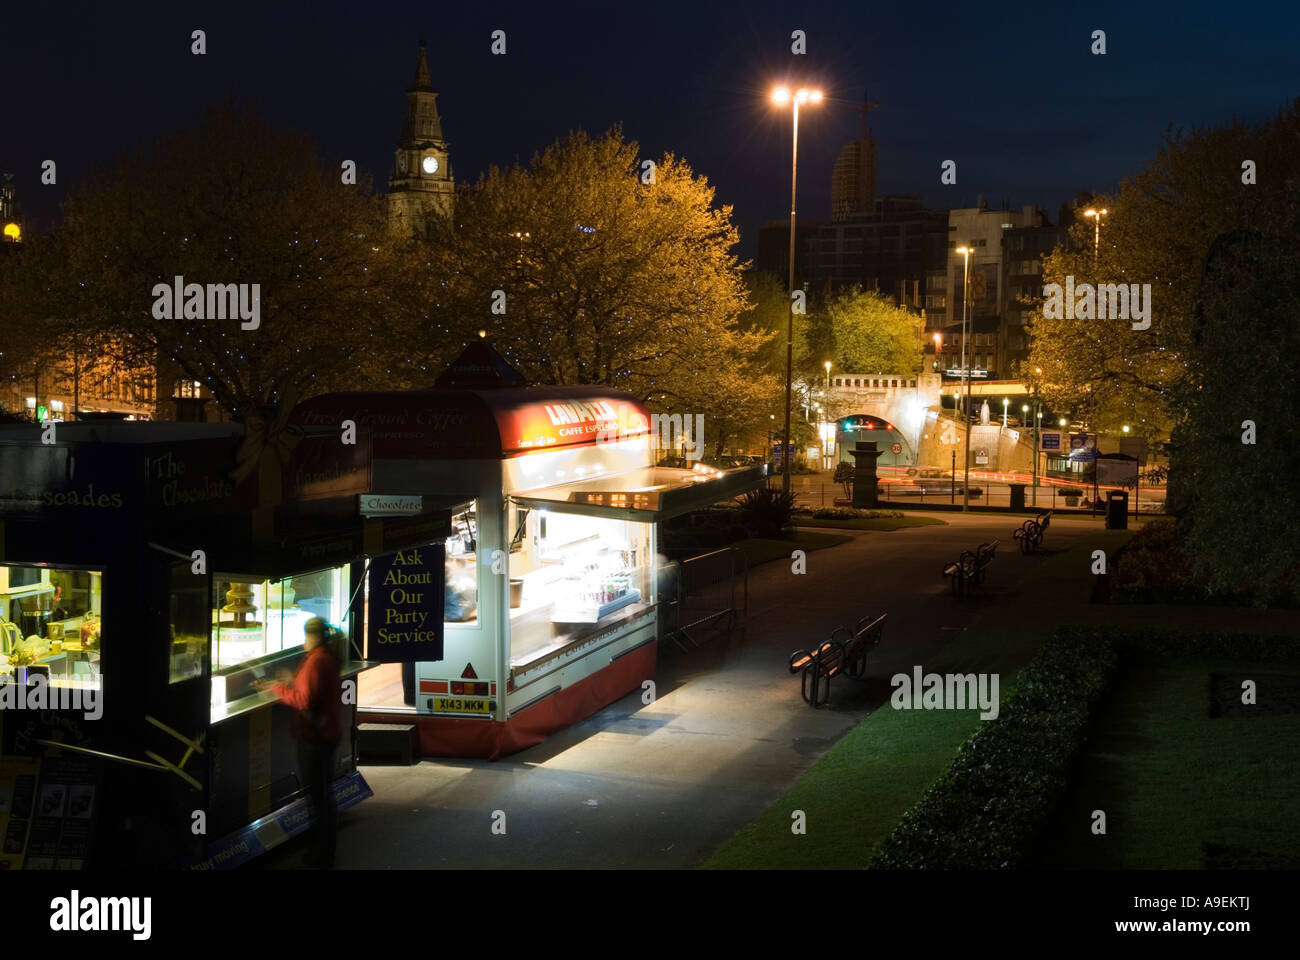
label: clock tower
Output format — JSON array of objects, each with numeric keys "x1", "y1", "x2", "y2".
[{"x1": 388, "y1": 40, "x2": 454, "y2": 236}]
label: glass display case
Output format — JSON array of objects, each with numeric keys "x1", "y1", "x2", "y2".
[
  {"x1": 508, "y1": 507, "x2": 651, "y2": 666},
  {"x1": 211, "y1": 566, "x2": 349, "y2": 671}
]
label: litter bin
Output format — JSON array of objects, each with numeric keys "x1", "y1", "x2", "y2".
[
  {"x1": 1008, "y1": 483, "x2": 1026, "y2": 511},
  {"x1": 1106, "y1": 490, "x2": 1129, "y2": 529}
]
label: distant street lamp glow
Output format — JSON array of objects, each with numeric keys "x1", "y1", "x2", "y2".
[{"x1": 1083, "y1": 208, "x2": 1109, "y2": 258}]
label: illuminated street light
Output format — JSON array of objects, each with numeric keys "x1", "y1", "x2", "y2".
[
  {"x1": 1083, "y1": 207, "x2": 1109, "y2": 258},
  {"x1": 772, "y1": 82, "x2": 824, "y2": 493},
  {"x1": 956, "y1": 245, "x2": 973, "y2": 510}
]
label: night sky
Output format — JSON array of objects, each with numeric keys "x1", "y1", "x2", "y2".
[{"x1": 7, "y1": 1, "x2": 1298, "y2": 259}]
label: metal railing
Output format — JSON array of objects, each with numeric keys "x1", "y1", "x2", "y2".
[{"x1": 656, "y1": 546, "x2": 749, "y2": 653}]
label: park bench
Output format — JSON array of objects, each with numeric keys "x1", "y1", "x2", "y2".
[
  {"x1": 1013, "y1": 511, "x2": 1053, "y2": 553},
  {"x1": 943, "y1": 540, "x2": 998, "y2": 597},
  {"x1": 788, "y1": 613, "x2": 888, "y2": 707}
]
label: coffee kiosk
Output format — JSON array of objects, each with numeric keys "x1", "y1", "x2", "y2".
[{"x1": 293, "y1": 342, "x2": 766, "y2": 759}]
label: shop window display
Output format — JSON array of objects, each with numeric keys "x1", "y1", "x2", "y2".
[{"x1": 0, "y1": 565, "x2": 103, "y2": 691}]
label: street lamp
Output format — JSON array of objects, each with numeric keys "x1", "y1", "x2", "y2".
[
  {"x1": 1002, "y1": 397, "x2": 1009, "y2": 428},
  {"x1": 773, "y1": 84, "x2": 824, "y2": 494},
  {"x1": 1028, "y1": 367, "x2": 1042, "y2": 504},
  {"x1": 1083, "y1": 208, "x2": 1108, "y2": 258},
  {"x1": 932, "y1": 332, "x2": 942, "y2": 372},
  {"x1": 956, "y1": 245, "x2": 973, "y2": 510}
]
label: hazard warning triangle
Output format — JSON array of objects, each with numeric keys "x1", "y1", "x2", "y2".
[{"x1": 461, "y1": 662, "x2": 478, "y2": 680}]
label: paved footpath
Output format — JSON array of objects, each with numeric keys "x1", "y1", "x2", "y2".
[{"x1": 265, "y1": 512, "x2": 1102, "y2": 869}]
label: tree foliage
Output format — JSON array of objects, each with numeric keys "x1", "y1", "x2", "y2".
[
  {"x1": 1028, "y1": 99, "x2": 1300, "y2": 439},
  {"x1": 427, "y1": 126, "x2": 772, "y2": 447},
  {"x1": 820, "y1": 288, "x2": 923, "y2": 376},
  {"x1": 7, "y1": 103, "x2": 419, "y2": 420},
  {"x1": 1168, "y1": 208, "x2": 1300, "y2": 603}
]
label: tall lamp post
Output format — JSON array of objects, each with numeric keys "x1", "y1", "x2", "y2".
[
  {"x1": 1083, "y1": 208, "x2": 1108, "y2": 258},
  {"x1": 956, "y1": 245, "x2": 973, "y2": 510},
  {"x1": 1030, "y1": 366, "x2": 1041, "y2": 506},
  {"x1": 773, "y1": 84, "x2": 823, "y2": 493},
  {"x1": 823, "y1": 360, "x2": 833, "y2": 470}
]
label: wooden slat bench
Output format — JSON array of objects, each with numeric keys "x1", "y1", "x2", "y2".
[{"x1": 788, "y1": 614, "x2": 888, "y2": 707}]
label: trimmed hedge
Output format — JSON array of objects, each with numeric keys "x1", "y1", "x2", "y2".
[
  {"x1": 870, "y1": 631, "x2": 1117, "y2": 869},
  {"x1": 870, "y1": 625, "x2": 1300, "y2": 869}
]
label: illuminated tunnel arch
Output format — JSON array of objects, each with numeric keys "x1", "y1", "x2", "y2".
[{"x1": 835, "y1": 413, "x2": 914, "y2": 467}]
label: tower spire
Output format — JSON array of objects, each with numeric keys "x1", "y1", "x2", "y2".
[{"x1": 411, "y1": 39, "x2": 433, "y2": 93}]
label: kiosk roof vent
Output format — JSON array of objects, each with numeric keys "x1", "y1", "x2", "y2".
[{"x1": 434, "y1": 340, "x2": 528, "y2": 390}]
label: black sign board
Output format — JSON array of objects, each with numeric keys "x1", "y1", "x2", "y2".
[{"x1": 366, "y1": 544, "x2": 444, "y2": 662}]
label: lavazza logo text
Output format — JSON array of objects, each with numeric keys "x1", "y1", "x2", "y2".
[
  {"x1": 1042, "y1": 275, "x2": 1151, "y2": 330},
  {"x1": 0, "y1": 673, "x2": 101, "y2": 720}
]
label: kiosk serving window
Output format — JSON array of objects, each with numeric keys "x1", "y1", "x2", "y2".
[
  {"x1": 508, "y1": 507, "x2": 651, "y2": 665},
  {"x1": 211, "y1": 565, "x2": 349, "y2": 670},
  {"x1": 0, "y1": 565, "x2": 103, "y2": 690},
  {"x1": 444, "y1": 504, "x2": 479, "y2": 626}
]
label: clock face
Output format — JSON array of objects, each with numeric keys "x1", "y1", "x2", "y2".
[{"x1": 422, "y1": 155, "x2": 439, "y2": 174}]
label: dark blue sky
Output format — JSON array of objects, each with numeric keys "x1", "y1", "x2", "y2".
[{"x1": 7, "y1": 1, "x2": 1297, "y2": 258}]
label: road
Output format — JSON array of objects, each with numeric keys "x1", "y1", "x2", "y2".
[{"x1": 262, "y1": 512, "x2": 1104, "y2": 869}]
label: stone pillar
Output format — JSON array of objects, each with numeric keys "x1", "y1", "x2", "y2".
[{"x1": 850, "y1": 440, "x2": 881, "y2": 508}]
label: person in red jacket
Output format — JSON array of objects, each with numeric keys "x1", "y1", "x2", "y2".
[{"x1": 256, "y1": 617, "x2": 342, "y2": 868}]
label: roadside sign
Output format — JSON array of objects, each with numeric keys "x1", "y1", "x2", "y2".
[
  {"x1": 890, "y1": 442, "x2": 902, "y2": 455},
  {"x1": 1041, "y1": 431, "x2": 1062, "y2": 451},
  {"x1": 975, "y1": 447, "x2": 989, "y2": 465}
]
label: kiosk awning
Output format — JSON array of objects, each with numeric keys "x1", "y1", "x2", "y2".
[{"x1": 510, "y1": 464, "x2": 768, "y2": 522}]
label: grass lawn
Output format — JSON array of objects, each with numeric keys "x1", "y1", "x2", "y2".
[
  {"x1": 731, "y1": 531, "x2": 853, "y2": 567},
  {"x1": 1034, "y1": 657, "x2": 1300, "y2": 869},
  {"x1": 792, "y1": 516, "x2": 946, "y2": 532},
  {"x1": 704, "y1": 530, "x2": 1136, "y2": 869}
]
